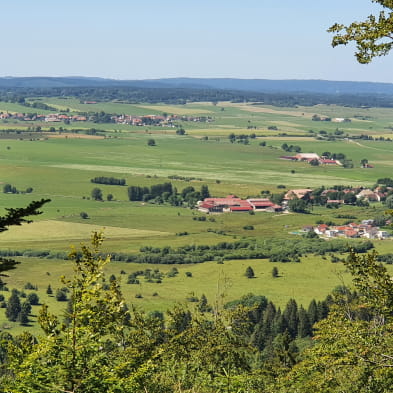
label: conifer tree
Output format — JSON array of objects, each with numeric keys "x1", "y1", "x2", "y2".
[
  {"x1": 0, "y1": 199, "x2": 50, "y2": 274},
  {"x1": 245, "y1": 266, "x2": 255, "y2": 278},
  {"x1": 297, "y1": 306, "x2": 312, "y2": 338},
  {"x1": 18, "y1": 301, "x2": 31, "y2": 325},
  {"x1": 197, "y1": 293, "x2": 210, "y2": 313},
  {"x1": 307, "y1": 299, "x2": 319, "y2": 326},
  {"x1": 283, "y1": 299, "x2": 298, "y2": 339},
  {"x1": 5, "y1": 289, "x2": 21, "y2": 322}
]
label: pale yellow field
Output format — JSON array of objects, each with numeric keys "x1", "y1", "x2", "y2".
[
  {"x1": 222, "y1": 102, "x2": 313, "y2": 118},
  {"x1": 136, "y1": 104, "x2": 214, "y2": 115},
  {"x1": 43, "y1": 133, "x2": 105, "y2": 140},
  {"x1": 268, "y1": 120, "x2": 303, "y2": 128},
  {"x1": 0, "y1": 220, "x2": 169, "y2": 243}
]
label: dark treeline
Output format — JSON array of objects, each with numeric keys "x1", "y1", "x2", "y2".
[
  {"x1": 0, "y1": 237, "x2": 374, "y2": 264},
  {"x1": 128, "y1": 182, "x2": 173, "y2": 201},
  {"x1": 90, "y1": 176, "x2": 126, "y2": 186},
  {"x1": 2, "y1": 86, "x2": 393, "y2": 107}
]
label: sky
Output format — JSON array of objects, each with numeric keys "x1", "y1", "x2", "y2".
[{"x1": 2, "y1": 0, "x2": 393, "y2": 83}]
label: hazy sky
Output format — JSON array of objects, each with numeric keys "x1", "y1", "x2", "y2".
[{"x1": 2, "y1": 0, "x2": 393, "y2": 82}]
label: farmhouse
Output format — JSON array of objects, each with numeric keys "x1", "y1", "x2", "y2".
[
  {"x1": 197, "y1": 196, "x2": 282, "y2": 213},
  {"x1": 246, "y1": 198, "x2": 282, "y2": 212},
  {"x1": 356, "y1": 189, "x2": 381, "y2": 202},
  {"x1": 295, "y1": 153, "x2": 320, "y2": 161},
  {"x1": 197, "y1": 195, "x2": 251, "y2": 213},
  {"x1": 284, "y1": 189, "x2": 312, "y2": 201},
  {"x1": 320, "y1": 158, "x2": 341, "y2": 165},
  {"x1": 279, "y1": 152, "x2": 340, "y2": 166}
]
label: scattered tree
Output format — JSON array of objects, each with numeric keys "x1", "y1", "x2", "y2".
[
  {"x1": 27, "y1": 292, "x2": 39, "y2": 305},
  {"x1": 18, "y1": 301, "x2": 31, "y2": 325},
  {"x1": 91, "y1": 188, "x2": 103, "y2": 201},
  {"x1": 80, "y1": 211, "x2": 89, "y2": 219},
  {"x1": 5, "y1": 289, "x2": 21, "y2": 322},
  {"x1": 360, "y1": 158, "x2": 369, "y2": 167},
  {"x1": 272, "y1": 266, "x2": 279, "y2": 278},
  {"x1": 245, "y1": 266, "x2": 255, "y2": 279},
  {"x1": 55, "y1": 289, "x2": 67, "y2": 302}
]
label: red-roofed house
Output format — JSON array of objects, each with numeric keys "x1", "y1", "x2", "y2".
[{"x1": 319, "y1": 159, "x2": 339, "y2": 165}]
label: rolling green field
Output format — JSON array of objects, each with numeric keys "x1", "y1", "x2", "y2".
[{"x1": 1, "y1": 99, "x2": 393, "y2": 334}]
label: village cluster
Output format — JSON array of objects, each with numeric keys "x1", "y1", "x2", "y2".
[
  {"x1": 302, "y1": 221, "x2": 390, "y2": 240},
  {"x1": 197, "y1": 184, "x2": 392, "y2": 239},
  {"x1": 0, "y1": 111, "x2": 213, "y2": 127},
  {"x1": 198, "y1": 185, "x2": 387, "y2": 213}
]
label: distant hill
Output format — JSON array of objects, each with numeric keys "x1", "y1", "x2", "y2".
[{"x1": 1, "y1": 76, "x2": 393, "y2": 95}]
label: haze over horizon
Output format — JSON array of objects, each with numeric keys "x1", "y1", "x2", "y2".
[{"x1": 2, "y1": 0, "x2": 393, "y2": 84}]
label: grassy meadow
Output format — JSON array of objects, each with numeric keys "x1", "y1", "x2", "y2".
[{"x1": 1, "y1": 98, "x2": 393, "y2": 334}]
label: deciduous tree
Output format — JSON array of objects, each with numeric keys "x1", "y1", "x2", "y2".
[{"x1": 328, "y1": 1, "x2": 393, "y2": 63}]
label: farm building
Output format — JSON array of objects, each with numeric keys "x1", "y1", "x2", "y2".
[
  {"x1": 197, "y1": 196, "x2": 281, "y2": 213},
  {"x1": 284, "y1": 189, "x2": 312, "y2": 201}
]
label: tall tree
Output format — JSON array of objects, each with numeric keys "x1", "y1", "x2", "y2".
[
  {"x1": 283, "y1": 299, "x2": 299, "y2": 339},
  {"x1": 200, "y1": 184, "x2": 210, "y2": 199},
  {"x1": 91, "y1": 187, "x2": 103, "y2": 201},
  {"x1": 5, "y1": 289, "x2": 21, "y2": 322}
]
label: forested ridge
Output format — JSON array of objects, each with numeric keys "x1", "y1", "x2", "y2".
[{"x1": 2, "y1": 86, "x2": 393, "y2": 107}]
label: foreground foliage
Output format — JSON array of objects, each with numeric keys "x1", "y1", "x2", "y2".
[
  {"x1": 1, "y1": 232, "x2": 392, "y2": 392},
  {"x1": 278, "y1": 250, "x2": 393, "y2": 393},
  {"x1": 329, "y1": 1, "x2": 393, "y2": 64}
]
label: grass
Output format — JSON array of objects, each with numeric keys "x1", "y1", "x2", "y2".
[
  {"x1": 0, "y1": 100, "x2": 393, "y2": 334},
  {"x1": 2, "y1": 249, "x2": 392, "y2": 336}
]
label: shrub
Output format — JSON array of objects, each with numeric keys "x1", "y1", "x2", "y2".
[
  {"x1": 24, "y1": 282, "x2": 37, "y2": 290},
  {"x1": 80, "y1": 212, "x2": 89, "y2": 219},
  {"x1": 55, "y1": 289, "x2": 67, "y2": 302},
  {"x1": 27, "y1": 293, "x2": 39, "y2": 305}
]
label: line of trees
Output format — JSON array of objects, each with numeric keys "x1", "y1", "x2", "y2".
[
  {"x1": 90, "y1": 176, "x2": 126, "y2": 186},
  {"x1": 3, "y1": 184, "x2": 33, "y2": 194},
  {"x1": 128, "y1": 182, "x2": 210, "y2": 207},
  {"x1": 0, "y1": 237, "x2": 375, "y2": 265}
]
